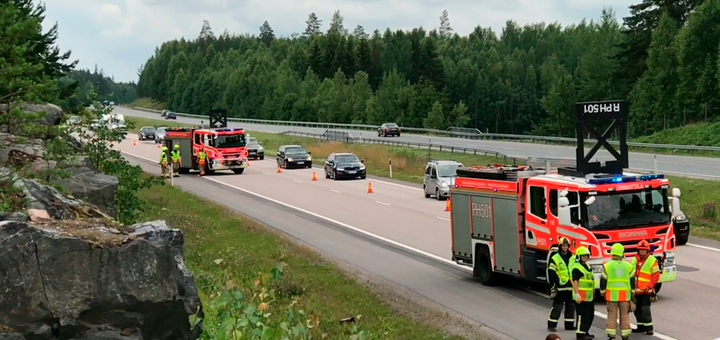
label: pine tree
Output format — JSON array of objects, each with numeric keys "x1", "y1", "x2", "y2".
[
  {"x1": 303, "y1": 12, "x2": 322, "y2": 37},
  {"x1": 328, "y1": 10, "x2": 346, "y2": 35},
  {"x1": 353, "y1": 25, "x2": 368, "y2": 40},
  {"x1": 199, "y1": 20, "x2": 215, "y2": 40},
  {"x1": 439, "y1": 10, "x2": 453, "y2": 38},
  {"x1": 259, "y1": 21, "x2": 275, "y2": 47}
]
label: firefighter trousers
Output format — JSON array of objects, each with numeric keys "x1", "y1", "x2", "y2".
[
  {"x1": 172, "y1": 161, "x2": 180, "y2": 176},
  {"x1": 160, "y1": 162, "x2": 168, "y2": 177},
  {"x1": 575, "y1": 301, "x2": 594, "y2": 339},
  {"x1": 633, "y1": 294, "x2": 653, "y2": 332},
  {"x1": 548, "y1": 289, "x2": 576, "y2": 329},
  {"x1": 198, "y1": 161, "x2": 205, "y2": 176},
  {"x1": 606, "y1": 301, "x2": 631, "y2": 339}
]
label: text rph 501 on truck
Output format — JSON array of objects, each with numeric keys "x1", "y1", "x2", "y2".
[
  {"x1": 450, "y1": 100, "x2": 680, "y2": 296},
  {"x1": 162, "y1": 109, "x2": 249, "y2": 175}
]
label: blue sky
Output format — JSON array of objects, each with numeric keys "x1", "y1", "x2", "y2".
[{"x1": 41, "y1": 0, "x2": 634, "y2": 83}]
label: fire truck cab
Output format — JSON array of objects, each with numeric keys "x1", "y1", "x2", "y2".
[{"x1": 450, "y1": 100, "x2": 679, "y2": 297}]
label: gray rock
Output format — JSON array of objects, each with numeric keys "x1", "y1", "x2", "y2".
[
  {"x1": 54, "y1": 167, "x2": 119, "y2": 219},
  {"x1": 0, "y1": 212, "x2": 29, "y2": 222},
  {"x1": 0, "y1": 103, "x2": 63, "y2": 127},
  {"x1": 0, "y1": 133, "x2": 45, "y2": 168},
  {"x1": 0, "y1": 333, "x2": 26, "y2": 340},
  {"x1": 0, "y1": 220, "x2": 202, "y2": 340},
  {"x1": 21, "y1": 179, "x2": 111, "y2": 220}
]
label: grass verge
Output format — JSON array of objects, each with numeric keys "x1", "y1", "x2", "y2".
[
  {"x1": 127, "y1": 116, "x2": 720, "y2": 241},
  {"x1": 128, "y1": 98, "x2": 167, "y2": 110},
  {"x1": 136, "y1": 177, "x2": 476, "y2": 339}
]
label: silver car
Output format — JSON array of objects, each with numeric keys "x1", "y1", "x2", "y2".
[{"x1": 423, "y1": 160, "x2": 463, "y2": 200}]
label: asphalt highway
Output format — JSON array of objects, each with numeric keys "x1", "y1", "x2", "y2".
[
  {"x1": 117, "y1": 136, "x2": 720, "y2": 340},
  {"x1": 115, "y1": 106, "x2": 720, "y2": 179}
]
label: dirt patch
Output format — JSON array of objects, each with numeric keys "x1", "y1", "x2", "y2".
[{"x1": 32, "y1": 218, "x2": 136, "y2": 248}]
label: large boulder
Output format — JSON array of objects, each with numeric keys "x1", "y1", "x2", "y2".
[
  {"x1": 0, "y1": 220, "x2": 203, "y2": 340},
  {"x1": 0, "y1": 133, "x2": 45, "y2": 169},
  {"x1": 0, "y1": 103, "x2": 64, "y2": 128},
  {"x1": 20, "y1": 179, "x2": 111, "y2": 220},
  {"x1": 53, "y1": 167, "x2": 119, "y2": 219}
]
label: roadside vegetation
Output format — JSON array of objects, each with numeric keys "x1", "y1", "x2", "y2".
[
  {"x1": 127, "y1": 116, "x2": 720, "y2": 241},
  {"x1": 129, "y1": 98, "x2": 166, "y2": 110},
  {"x1": 137, "y1": 179, "x2": 477, "y2": 340}
]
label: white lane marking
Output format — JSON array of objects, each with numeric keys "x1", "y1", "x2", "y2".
[
  {"x1": 436, "y1": 216, "x2": 450, "y2": 222},
  {"x1": 122, "y1": 150, "x2": 681, "y2": 340},
  {"x1": 687, "y1": 243, "x2": 720, "y2": 252},
  {"x1": 376, "y1": 201, "x2": 391, "y2": 206},
  {"x1": 263, "y1": 172, "x2": 271, "y2": 175},
  {"x1": 293, "y1": 180, "x2": 302, "y2": 184},
  {"x1": 331, "y1": 189, "x2": 342, "y2": 194}
]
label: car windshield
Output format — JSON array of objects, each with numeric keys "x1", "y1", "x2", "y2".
[
  {"x1": 335, "y1": 155, "x2": 359, "y2": 163},
  {"x1": 437, "y1": 164, "x2": 462, "y2": 177},
  {"x1": 213, "y1": 134, "x2": 246, "y2": 148},
  {"x1": 141, "y1": 127, "x2": 155, "y2": 132},
  {"x1": 157, "y1": 128, "x2": 166, "y2": 133},
  {"x1": 247, "y1": 137, "x2": 259, "y2": 146},
  {"x1": 285, "y1": 147, "x2": 306, "y2": 154},
  {"x1": 585, "y1": 188, "x2": 670, "y2": 230}
]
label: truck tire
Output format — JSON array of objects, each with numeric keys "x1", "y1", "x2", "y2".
[
  {"x1": 179, "y1": 168, "x2": 190, "y2": 174},
  {"x1": 473, "y1": 244, "x2": 502, "y2": 286},
  {"x1": 232, "y1": 168, "x2": 245, "y2": 174}
]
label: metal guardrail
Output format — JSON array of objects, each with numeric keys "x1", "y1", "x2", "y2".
[
  {"x1": 129, "y1": 106, "x2": 720, "y2": 153},
  {"x1": 280, "y1": 130, "x2": 527, "y2": 165}
]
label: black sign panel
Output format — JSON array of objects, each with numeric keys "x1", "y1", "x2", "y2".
[
  {"x1": 208, "y1": 109, "x2": 227, "y2": 128},
  {"x1": 558, "y1": 100, "x2": 629, "y2": 177}
]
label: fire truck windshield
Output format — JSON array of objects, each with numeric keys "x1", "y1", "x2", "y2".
[
  {"x1": 213, "y1": 134, "x2": 246, "y2": 148},
  {"x1": 585, "y1": 188, "x2": 670, "y2": 230}
]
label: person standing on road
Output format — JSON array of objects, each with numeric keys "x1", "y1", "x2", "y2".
[
  {"x1": 198, "y1": 147, "x2": 207, "y2": 176},
  {"x1": 601, "y1": 243, "x2": 635, "y2": 340},
  {"x1": 159, "y1": 146, "x2": 169, "y2": 178},
  {"x1": 171, "y1": 144, "x2": 181, "y2": 177},
  {"x1": 571, "y1": 246, "x2": 595, "y2": 340},
  {"x1": 547, "y1": 237, "x2": 576, "y2": 332},
  {"x1": 631, "y1": 240, "x2": 659, "y2": 335}
]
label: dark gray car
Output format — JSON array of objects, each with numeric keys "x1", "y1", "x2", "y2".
[
  {"x1": 138, "y1": 126, "x2": 156, "y2": 140},
  {"x1": 247, "y1": 137, "x2": 264, "y2": 160},
  {"x1": 277, "y1": 145, "x2": 312, "y2": 169},
  {"x1": 325, "y1": 153, "x2": 366, "y2": 180}
]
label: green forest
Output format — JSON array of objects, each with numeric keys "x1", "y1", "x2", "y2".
[
  {"x1": 58, "y1": 68, "x2": 138, "y2": 110},
  {"x1": 136, "y1": 0, "x2": 720, "y2": 138}
]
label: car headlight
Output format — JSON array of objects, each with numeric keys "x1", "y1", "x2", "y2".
[
  {"x1": 664, "y1": 257, "x2": 675, "y2": 267},
  {"x1": 440, "y1": 182, "x2": 449, "y2": 188},
  {"x1": 591, "y1": 265, "x2": 603, "y2": 274},
  {"x1": 288, "y1": 157, "x2": 293, "y2": 162},
  {"x1": 359, "y1": 164, "x2": 365, "y2": 170},
  {"x1": 258, "y1": 147, "x2": 263, "y2": 152},
  {"x1": 307, "y1": 156, "x2": 312, "y2": 161},
  {"x1": 674, "y1": 215, "x2": 686, "y2": 221}
]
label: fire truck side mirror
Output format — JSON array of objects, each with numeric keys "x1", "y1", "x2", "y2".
[
  {"x1": 584, "y1": 196, "x2": 596, "y2": 206},
  {"x1": 559, "y1": 197, "x2": 569, "y2": 208},
  {"x1": 558, "y1": 198, "x2": 572, "y2": 226},
  {"x1": 672, "y1": 188, "x2": 681, "y2": 198}
]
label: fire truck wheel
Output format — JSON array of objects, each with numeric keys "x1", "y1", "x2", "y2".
[
  {"x1": 474, "y1": 245, "x2": 501, "y2": 286},
  {"x1": 179, "y1": 168, "x2": 190, "y2": 174},
  {"x1": 232, "y1": 168, "x2": 245, "y2": 174}
]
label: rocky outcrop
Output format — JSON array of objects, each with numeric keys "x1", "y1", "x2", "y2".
[
  {"x1": 0, "y1": 133, "x2": 49, "y2": 172},
  {"x1": 53, "y1": 167, "x2": 119, "y2": 219},
  {"x1": 0, "y1": 220, "x2": 203, "y2": 340},
  {"x1": 0, "y1": 103, "x2": 64, "y2": 128}
]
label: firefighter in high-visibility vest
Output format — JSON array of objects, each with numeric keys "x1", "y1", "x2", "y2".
[
  {"x1": 600, "y1": 243, "x2": 636, "y2": 340},
  {"x1": 198, "y1": 148, "x2": 207, "y2": 176},
  {"x1": 159, "y1": 146, "x2": 169, "y2": 178},
  {"x1": 631, "y1": 240, "x2": 659, "y2": 335},
  {"x1": 547, "y1": 237, "x2": 576, "y2": 332},
  {"x1": 171, "y1": 144, "x2": 181, "y2": 177},
  {"x1": 570, "y1": 246, "x2": 595, "y2": 340}
]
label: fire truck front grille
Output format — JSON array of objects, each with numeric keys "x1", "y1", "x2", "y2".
[{"x1": 602, "y1": 238, "x2": 663, "y2": 255}]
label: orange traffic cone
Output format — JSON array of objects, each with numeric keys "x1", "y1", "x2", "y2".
[
  {"x1": 312, "y1": 171, "x2": 317, "y2": 181},
  {"x1": 445, "y1": 198, "x2": 451, "y2": 211},
  {"x1": 157, "y1": 143, "x2": 161, "y2": 148},
  {"x1": 367, "y1": 182, "x2": 373, "y2": 193},
  {"x1": 133, "y1": 140, "x2": 137, "y2": 146},
  {"x1": 277, "y1": 165, "x2": 282, "y2": 173}
]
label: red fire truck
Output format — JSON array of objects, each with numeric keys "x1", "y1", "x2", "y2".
[
  {"x1": 450, "y1": 100, "x2": 679, "y2": 296},
  {"x1": 163, "y1": 109, "x2": 249, "y2": 175}
]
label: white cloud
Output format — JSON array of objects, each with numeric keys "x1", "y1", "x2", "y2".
[{"x1": 40, "y1": 0, "x2": 634, "y2": 83}]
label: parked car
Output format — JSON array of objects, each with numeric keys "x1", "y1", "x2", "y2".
[
  {"x1": 247, "y1": 137, "x2": 264, "y2": 160},
  {"x1": 109, "y1": 101, "x2": 115, "y2": 106},
  {"x1": 325, "y1": 153, "x2": 366, "y2": 180},
  {"x1": 90, "y1": 119, "x2": 101, "y2": 129},
  {"x1": 155, "y1": 127, "x2": 167, "y2": 144},
  {"x1": 378, "y1": 123, "x2": 401, "y2": 137},
  {"x1": 165, "y1": 112, "x2": 177, "y2": 120},
  {"x1": 277, "y1": 145, "x2": 312, "y2": 168},
  {"x1": 138, "y1": 126, "x2": 156, "y2": 140},
  {"x1": 160, "y1": 110, "x2": 168, "y2": 117},
  {"x1": 423, "y1": 160, "x2": 464, "y2": 200},
  {"x1": 67, "y1": 115, "x2": 80, "y2": 125}
]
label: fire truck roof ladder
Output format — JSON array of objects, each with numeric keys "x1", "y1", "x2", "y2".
[
  {"x1": 456, "y1": 164, "x2": 535, "y2": 181},
  {"x1": 557, "y1": 100, "x2": 629, "y2": 178}
]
